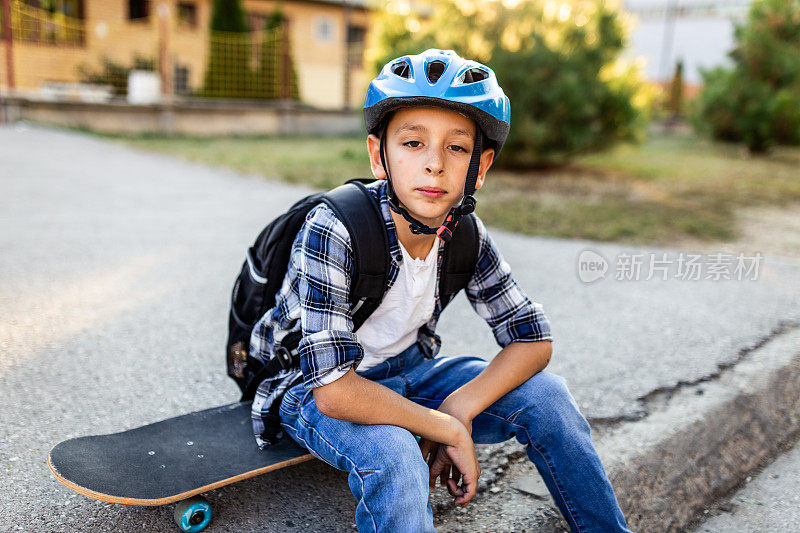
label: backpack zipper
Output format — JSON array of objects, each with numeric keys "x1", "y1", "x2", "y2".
[{"x1": 351, "y1": 297, "x2": 367, "y2": 314}]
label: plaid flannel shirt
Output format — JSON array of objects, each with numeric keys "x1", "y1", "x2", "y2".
[{"x1": 250, "y1": 179, "x2": 552, "y2": 448}]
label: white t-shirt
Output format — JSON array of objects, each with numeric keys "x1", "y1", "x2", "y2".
[{"x1": 356, "y1": 236, "x2": 440, "y2": 371}]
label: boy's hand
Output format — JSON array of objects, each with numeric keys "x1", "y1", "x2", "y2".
[
  {"x1": 437, "y1": 395, "x2": 475, "y2": 435},
  {"x1": 419, "y1": 418, "x2": 481, "y2": 507},
  {"x1": 429, "y1": 394, "x2": 478, "y2": 486}
]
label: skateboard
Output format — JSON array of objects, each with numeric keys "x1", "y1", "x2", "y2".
[{"x1": 47, "y1": 402, "x2": 313, "y2": 532}]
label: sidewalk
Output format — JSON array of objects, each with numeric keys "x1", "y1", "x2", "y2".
[
  {"x1": 690, "y1": 428, "x2": 800, "y2": 531},
  {"x1": 1, "y1": 123, "x2": 799, "y2": 532}
]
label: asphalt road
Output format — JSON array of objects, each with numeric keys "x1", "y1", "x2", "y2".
[
  {"x1": 2, "y1": 123, "x2": 799, "y2": 531},
  {"x1": 691, "y1": 436, "x2": 800, "y2": 531}
]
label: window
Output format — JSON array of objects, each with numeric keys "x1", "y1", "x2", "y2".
[
  {"x1": 173, "y1": 64, "x2": 190, "y2": 95},
  {"x1": 177, "y1": 2, "x2": 197, "y2": 28},
  {"x1": 314, "y1": 15, "x2": 335, "y2": 43},
  {"x1": 33, "y1": 0, "x2": 84, "y2": 19},
  {"x1": 346, "y1": 25, "x2": 366, "y2": 66},
  {"x1": 128, "y1": 0, "x2": 149, "y2": 21},
  {"x1": 347, "y1": 25, "x2": 365, "y2": 44}
]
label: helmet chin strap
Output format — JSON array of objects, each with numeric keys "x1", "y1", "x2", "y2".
[{"x1": 379, "y1": 120, "x2": 482, "y2": 244}]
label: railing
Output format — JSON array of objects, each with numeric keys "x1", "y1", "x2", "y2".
[
  {"x1": 624, "y1": 0, "x2": 751, "y2": 21},
  {"x1": 7, "y1": 0, "x2": 86, "y2": 46},
  {"x1": 0, "y1": 0, "x2": 368, "y2": 108}
]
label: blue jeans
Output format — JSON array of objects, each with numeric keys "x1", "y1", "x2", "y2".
[{"x1": 279, "y1": 342, "x2": 631, "y2": 532}]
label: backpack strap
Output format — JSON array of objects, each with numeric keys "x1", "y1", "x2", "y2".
[
  {"x1": 240, "y1": 329, "x2": 303, "y2": 403},
  {"x1": 322, "y1": 179, "x2": 389, "y2": 302},
  {"x1": 439, "y1": 212, "x2": 480, "y2": 308},
  {"x1": 322, "y1": 179, "x2": 391, "y2": 332}
]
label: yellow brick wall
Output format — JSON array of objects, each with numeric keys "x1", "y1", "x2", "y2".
[{"x1": 3, "y1": 0, "x2": 372, "y2": 109}]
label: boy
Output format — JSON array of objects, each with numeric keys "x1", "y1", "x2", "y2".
[{"x1": 249, "y1": 49, "x2": 631, "y2": 532}]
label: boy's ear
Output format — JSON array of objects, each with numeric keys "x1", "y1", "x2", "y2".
[
  {"x1": 366, "y1": 134, "x2": 387, "y2": 180},
  {"x1": 475, "y1": 148, "x2": 495, "y2": 191}
]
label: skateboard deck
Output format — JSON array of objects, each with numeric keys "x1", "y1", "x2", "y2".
[{"x1": 47, "y1": 401, "x2": 313, "y2": 506}]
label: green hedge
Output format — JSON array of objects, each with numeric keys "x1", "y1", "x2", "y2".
[
  {"x1": 367, "y1": 0, "x2": 653, "y2": 168},
  {"x1": 692, "y1": 0, "x2": 800, "y2": 153}
]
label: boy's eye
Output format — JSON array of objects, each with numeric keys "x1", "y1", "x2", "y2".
[{"x1": 401, "y1": 141, "x2": 468, "y2": 152}]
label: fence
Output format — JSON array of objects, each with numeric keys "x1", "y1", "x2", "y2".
[{"x1": 0, "y1": 0, "x2": 369, "y2": 109}]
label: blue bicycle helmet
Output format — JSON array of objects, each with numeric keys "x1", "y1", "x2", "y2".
[
  {"x1": 364, "y1": 48, "x2": 511, "y2": 154},
  {"x1": 363, "y1": 49, "x2": 511, "y2": 242}
]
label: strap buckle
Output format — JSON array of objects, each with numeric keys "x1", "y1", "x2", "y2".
[
  {"x1": 436, "y1": 210, "x2": 460, "y2": 243},
  {"x1": 274, "y1": 345, "x2": 294, "y2": 370}
]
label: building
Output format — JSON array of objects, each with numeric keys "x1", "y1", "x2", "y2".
[
  {"x1": 621, "y1": 0, "x2": 752, "y2": 88},
  {"x1": 0, "y1": 0, "x2": 374, "y2": 109}
]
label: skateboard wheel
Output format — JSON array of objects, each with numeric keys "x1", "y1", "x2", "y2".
[{"x1": 174, "y1": 496, "x2": 212, "y2": 532}]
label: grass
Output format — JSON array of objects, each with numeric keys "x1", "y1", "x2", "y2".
[
  {"x1": 106, "y1": 133, "x2": 372, "y2": 191},
  {"x1": 101, "y1": 130, "x2": 800, "y2": 247}
]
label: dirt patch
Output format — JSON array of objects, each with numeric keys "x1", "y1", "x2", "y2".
[{"x1": 673, "y1": 204, "x2": 800, "y2": 260}]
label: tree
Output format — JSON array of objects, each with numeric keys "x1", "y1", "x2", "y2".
[
  {"x1": 366, "y1": 0, "x2": 653, "y2": 168},
  {"x1": 667, "y1": 60, "x2": 684, "y2": 121},
  {"x1": 692, "y1": 0, "x2": 800, "y2": 152},
  {"x1": 201, "y1": 0, "x2": 251, "y2": 98}
]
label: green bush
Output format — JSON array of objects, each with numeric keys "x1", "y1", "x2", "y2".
[
  {"x1": 692, "y1": 0, "x2": 800, "y2": 153},
  {"x1": 77, "y1": 56, "x2": 156, "y2": 96},
  {"x1": 366, "y1": 0, "x2": 653, "y2": 168}
]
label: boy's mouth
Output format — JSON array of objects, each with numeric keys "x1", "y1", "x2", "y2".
[{"x1": 416, "y1": 187, "x2": 446, "y2": 198}]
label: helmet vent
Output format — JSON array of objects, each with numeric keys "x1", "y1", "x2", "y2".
[
  {"x1": 391, "y1": 61, "x2": 411, "y2": 79},
  {"x1": 426, "y1": 60, "x2": 446, "y2": 83},
  {"x1": 461, "y1": 68, "x2": 488, "y2": 84}
]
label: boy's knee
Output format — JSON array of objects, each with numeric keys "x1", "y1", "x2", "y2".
[
  {"x1": 517, "y1": 371, "x2": 571, "y2": 406},
  {"x1": 350, "y1": 428, "x2": 429, "y2": 500},
  {"x1": 372, "y1": 430, "x2": 428, "y2": 480},
  {"x1": 514, "y1": 372, "x2": 590, "y2": 438}
]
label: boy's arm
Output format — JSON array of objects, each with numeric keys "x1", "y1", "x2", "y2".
[
  {"x1": 436, "y1": 340, "x2": 552, "y2": 428},
  {"x1": 313, "y1": 367, "x2": 469, "y2": 448},
  {"x1": 450, "y1": 216, "x2": 555, "y2": 427}
]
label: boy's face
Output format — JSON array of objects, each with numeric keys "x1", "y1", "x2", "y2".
[{"x1": 367, "y1": 106, "x2": 495, "y2": 229}]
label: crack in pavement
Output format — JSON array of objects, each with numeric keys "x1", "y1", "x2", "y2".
[{"x1": 587, "y1": 319, "x2": 800, "y2": 429}]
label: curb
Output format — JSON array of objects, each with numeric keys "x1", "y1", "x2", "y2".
[
  {"x1": 437, "y1": 324, "x2": 800, "y2": 532},
  {"x1": 597, "y1": 325, "x2": 800, "y2": 532}
]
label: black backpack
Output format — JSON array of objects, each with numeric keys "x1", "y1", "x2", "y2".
[{"x1": 226, "y1": 178, "x2": 480, "y2": 402}]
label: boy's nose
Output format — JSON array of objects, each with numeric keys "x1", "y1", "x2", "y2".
[
  {"x1": 426, "y1": 166, "x2": 444, "y2": 175},
  {"x1": 426, "y1": 154, "x2": 444, "y2": 175}
]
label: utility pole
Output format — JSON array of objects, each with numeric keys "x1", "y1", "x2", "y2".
[
  {"x1": 658, "y1": 0, "x2": 678, "y2": 84},
  {"x1": 0, "y1": 0, "x2": 14, "y2": 123},
  {"x1": 342, "y1": 0, "x2": 352, "y2": 110},
  {"x1": 2, "y1": 0, "x2": 15, "y2": 90},
  {"x1": 157, "y1": 2, "x2": 171, "y2": 99},
  {"x1": 280, "y1": 17, "x2": 290, "y2": 100}
]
